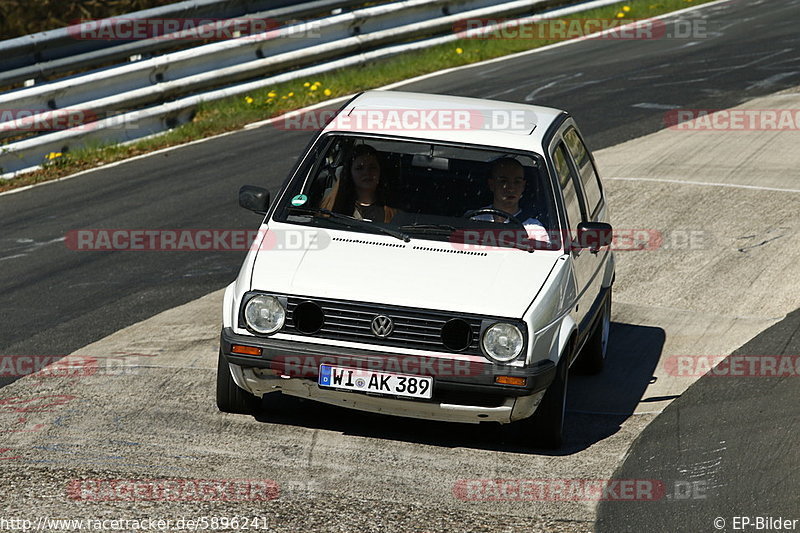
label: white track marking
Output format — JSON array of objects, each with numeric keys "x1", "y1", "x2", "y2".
[{"x1": 605, "y1": 176, "x2": 800, "y2": 194}]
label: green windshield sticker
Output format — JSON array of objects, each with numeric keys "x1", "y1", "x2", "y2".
[{"x1": 291, "y1": 194, "x2": 308, "y2": 206}]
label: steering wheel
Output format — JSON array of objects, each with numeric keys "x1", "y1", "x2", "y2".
[{"x1": 462, "y1": 208, "x2": 522, "y2": 225}]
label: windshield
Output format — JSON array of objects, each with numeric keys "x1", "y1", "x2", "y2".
[{"x1": 274, "y1": 134, "x2": 562, "y2": 251}]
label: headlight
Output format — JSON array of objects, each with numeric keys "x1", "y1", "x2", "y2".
[
  {"x1": 482, "y1": 323, "x2": 524, "y2": 362},
  {"x1": 244, "y1": 295, "x2": 285, "y2": 334}
]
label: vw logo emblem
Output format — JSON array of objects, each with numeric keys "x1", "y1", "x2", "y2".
[{"x1": 371, "y1": 315, "x2": 394, "y2": 338}]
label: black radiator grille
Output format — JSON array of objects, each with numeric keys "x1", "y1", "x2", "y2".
[{"x1": 284, "y1": 297, "x2": 483, "y2": 355}]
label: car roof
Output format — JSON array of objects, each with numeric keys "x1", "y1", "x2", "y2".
[{"x1": 320, "y1": 90, "x2": 567, "y2": 153}]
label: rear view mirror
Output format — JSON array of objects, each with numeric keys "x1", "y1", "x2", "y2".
[
  {"x1": 411, "y1": 154, "x2": 449, "y2": 170},
  {"x1": 239, "y1": 185, "x2": 270, "y2": 214},
  {"x1": 576, "y1": 222, "x2": 613, "y2": 251}
]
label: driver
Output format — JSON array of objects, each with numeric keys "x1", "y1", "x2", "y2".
[{"x1": 472, "y1": 157, "x2": 547, "y2": 239}]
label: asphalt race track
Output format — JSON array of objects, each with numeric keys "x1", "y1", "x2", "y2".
[
  {"x1": 596, "y1": 309, "x2": 800, "y2": 532},
  {"x1": 3, "y1": 0, "x2": 800, "y2": 369},
  {"x1": 1, "y1": 0, "x2": 799, "y2": 530}
]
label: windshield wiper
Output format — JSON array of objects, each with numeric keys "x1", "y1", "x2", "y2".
[
  {"x1": 502, "y1": 239, "x2": 537, "y2": 253},
  {"x1": 457, "y1": 226, "x2": 540, "y2": 253},
  {"x1": 287, "y1": 207, "x2": 410, "y2": 242},
  {"x1": 397, "y1": 223, "x2": 537, "y2": 251},
  {"x1": 396, "y1": 223, "x2": 457, "y2": 235}
]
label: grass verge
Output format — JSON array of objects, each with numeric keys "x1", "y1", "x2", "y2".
[{"x1": 1, "y1": 0, "x2": 715, "y2": 193}]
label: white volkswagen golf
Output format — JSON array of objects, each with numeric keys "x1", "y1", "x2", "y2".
[{"x1": 217, "y1": 90, "x2": 614, "y2": 448}]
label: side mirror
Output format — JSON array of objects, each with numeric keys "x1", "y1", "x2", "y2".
[
  {"x1": 239, "y1": 185, "x2": 270, "y2": 214},
  {"x1": 576, "y1": 222, "x2": 613, "y2": 251}
]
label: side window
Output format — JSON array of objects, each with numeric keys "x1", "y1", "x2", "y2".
[
  {"x1": 553, "y1": 143, "x2": 584, "y2": 239},
  {"x1": 564, "y1": 127, "x2": 602, "y2": 218}
]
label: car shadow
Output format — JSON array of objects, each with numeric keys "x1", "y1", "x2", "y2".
[
  {"x1": 561, "y1": 321, "x2": 666, "y2": 455},
  {"x1": 252, "y1": 321, "x2": 665, "y2": 455}
]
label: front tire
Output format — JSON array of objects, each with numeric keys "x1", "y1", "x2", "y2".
[
  {"x1": 575, "y1": 291, "x2": 611, "y2": 375},
  {"x1": 519, "y1": 347, "x2": 570, "y2": 449},
  {"x1": 216, "y1": 349, "x2": 260, "y2": 414}
]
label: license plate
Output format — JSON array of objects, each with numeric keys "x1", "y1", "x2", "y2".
[{"x1": 318, "y1": 365, "x2": 433, "y2": 399}]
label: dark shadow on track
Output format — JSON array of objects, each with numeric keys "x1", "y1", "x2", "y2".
[
  {"x1": 250, "y1": 321, "x2": 665, "y2": 455},
  {"x1": 595, "y1": 307, "x2": 800, "y2": 532}
]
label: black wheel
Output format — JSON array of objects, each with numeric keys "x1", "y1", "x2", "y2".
[
  {"x1": 216, "y1": 349, "x2": 260, "y2": 414},
  {"x1": 519, "y1": 348, "x2": 570, "y2": 449},
  {"x1": 575, "y1": 291, "x2": 611, "y2": 375}
]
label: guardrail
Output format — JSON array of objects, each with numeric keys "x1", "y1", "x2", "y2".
[
  {"x1": 0, "y1": 0, "x2": 507, "y2": 128},
  {"x1": 0, "y1": 0, "x2": 624, "y2": 177},
  {"x1": 0, "y1": 0, "x2": 368, "y2": 87}
]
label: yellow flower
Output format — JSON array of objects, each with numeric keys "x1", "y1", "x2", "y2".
[
  {"x1": 324, "y1": 88, "x2": 332, "y2": 96},
  {"x1": 456, "y1": 47, "x2": 463, "y2": 54},
  {"x1": 310, "y1": 85, "x2": 318, "y2": 91},
  {"x1": 303, "y1": 82, "x2": 310, "y2": 87},
  {"x1": 314, "y1": 81, "x2": 321, "y2": 85},
  {"x1": 616, "y1": 12, "x2": 625, "y2": 18},
  {"x1": 266, "y1": 98, "x2": 274, "y2": 103},
  {"x1": 288, "y1": 92, "x2": 294, "y2": 97},
  {"x1": 268, "y1": 91, "x2": 277, "y2": 97},
  {"x1": 622, "y1": 5, "x2": 631, "y2": 11},
  {"x1": 245, "y1": 96, "x2": 254, "y2": 104},
  {"x1": 46, "y1": 152, "x2": 62, "y2": 160}
]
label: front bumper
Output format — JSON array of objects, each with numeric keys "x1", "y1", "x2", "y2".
[{"x1": 220, "y1": 328, "x2": 556, "y2": 424}]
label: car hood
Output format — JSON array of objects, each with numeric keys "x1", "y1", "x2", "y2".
[{"x1": 250, "y1": 227, "x2": 561, "y2": 318}]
